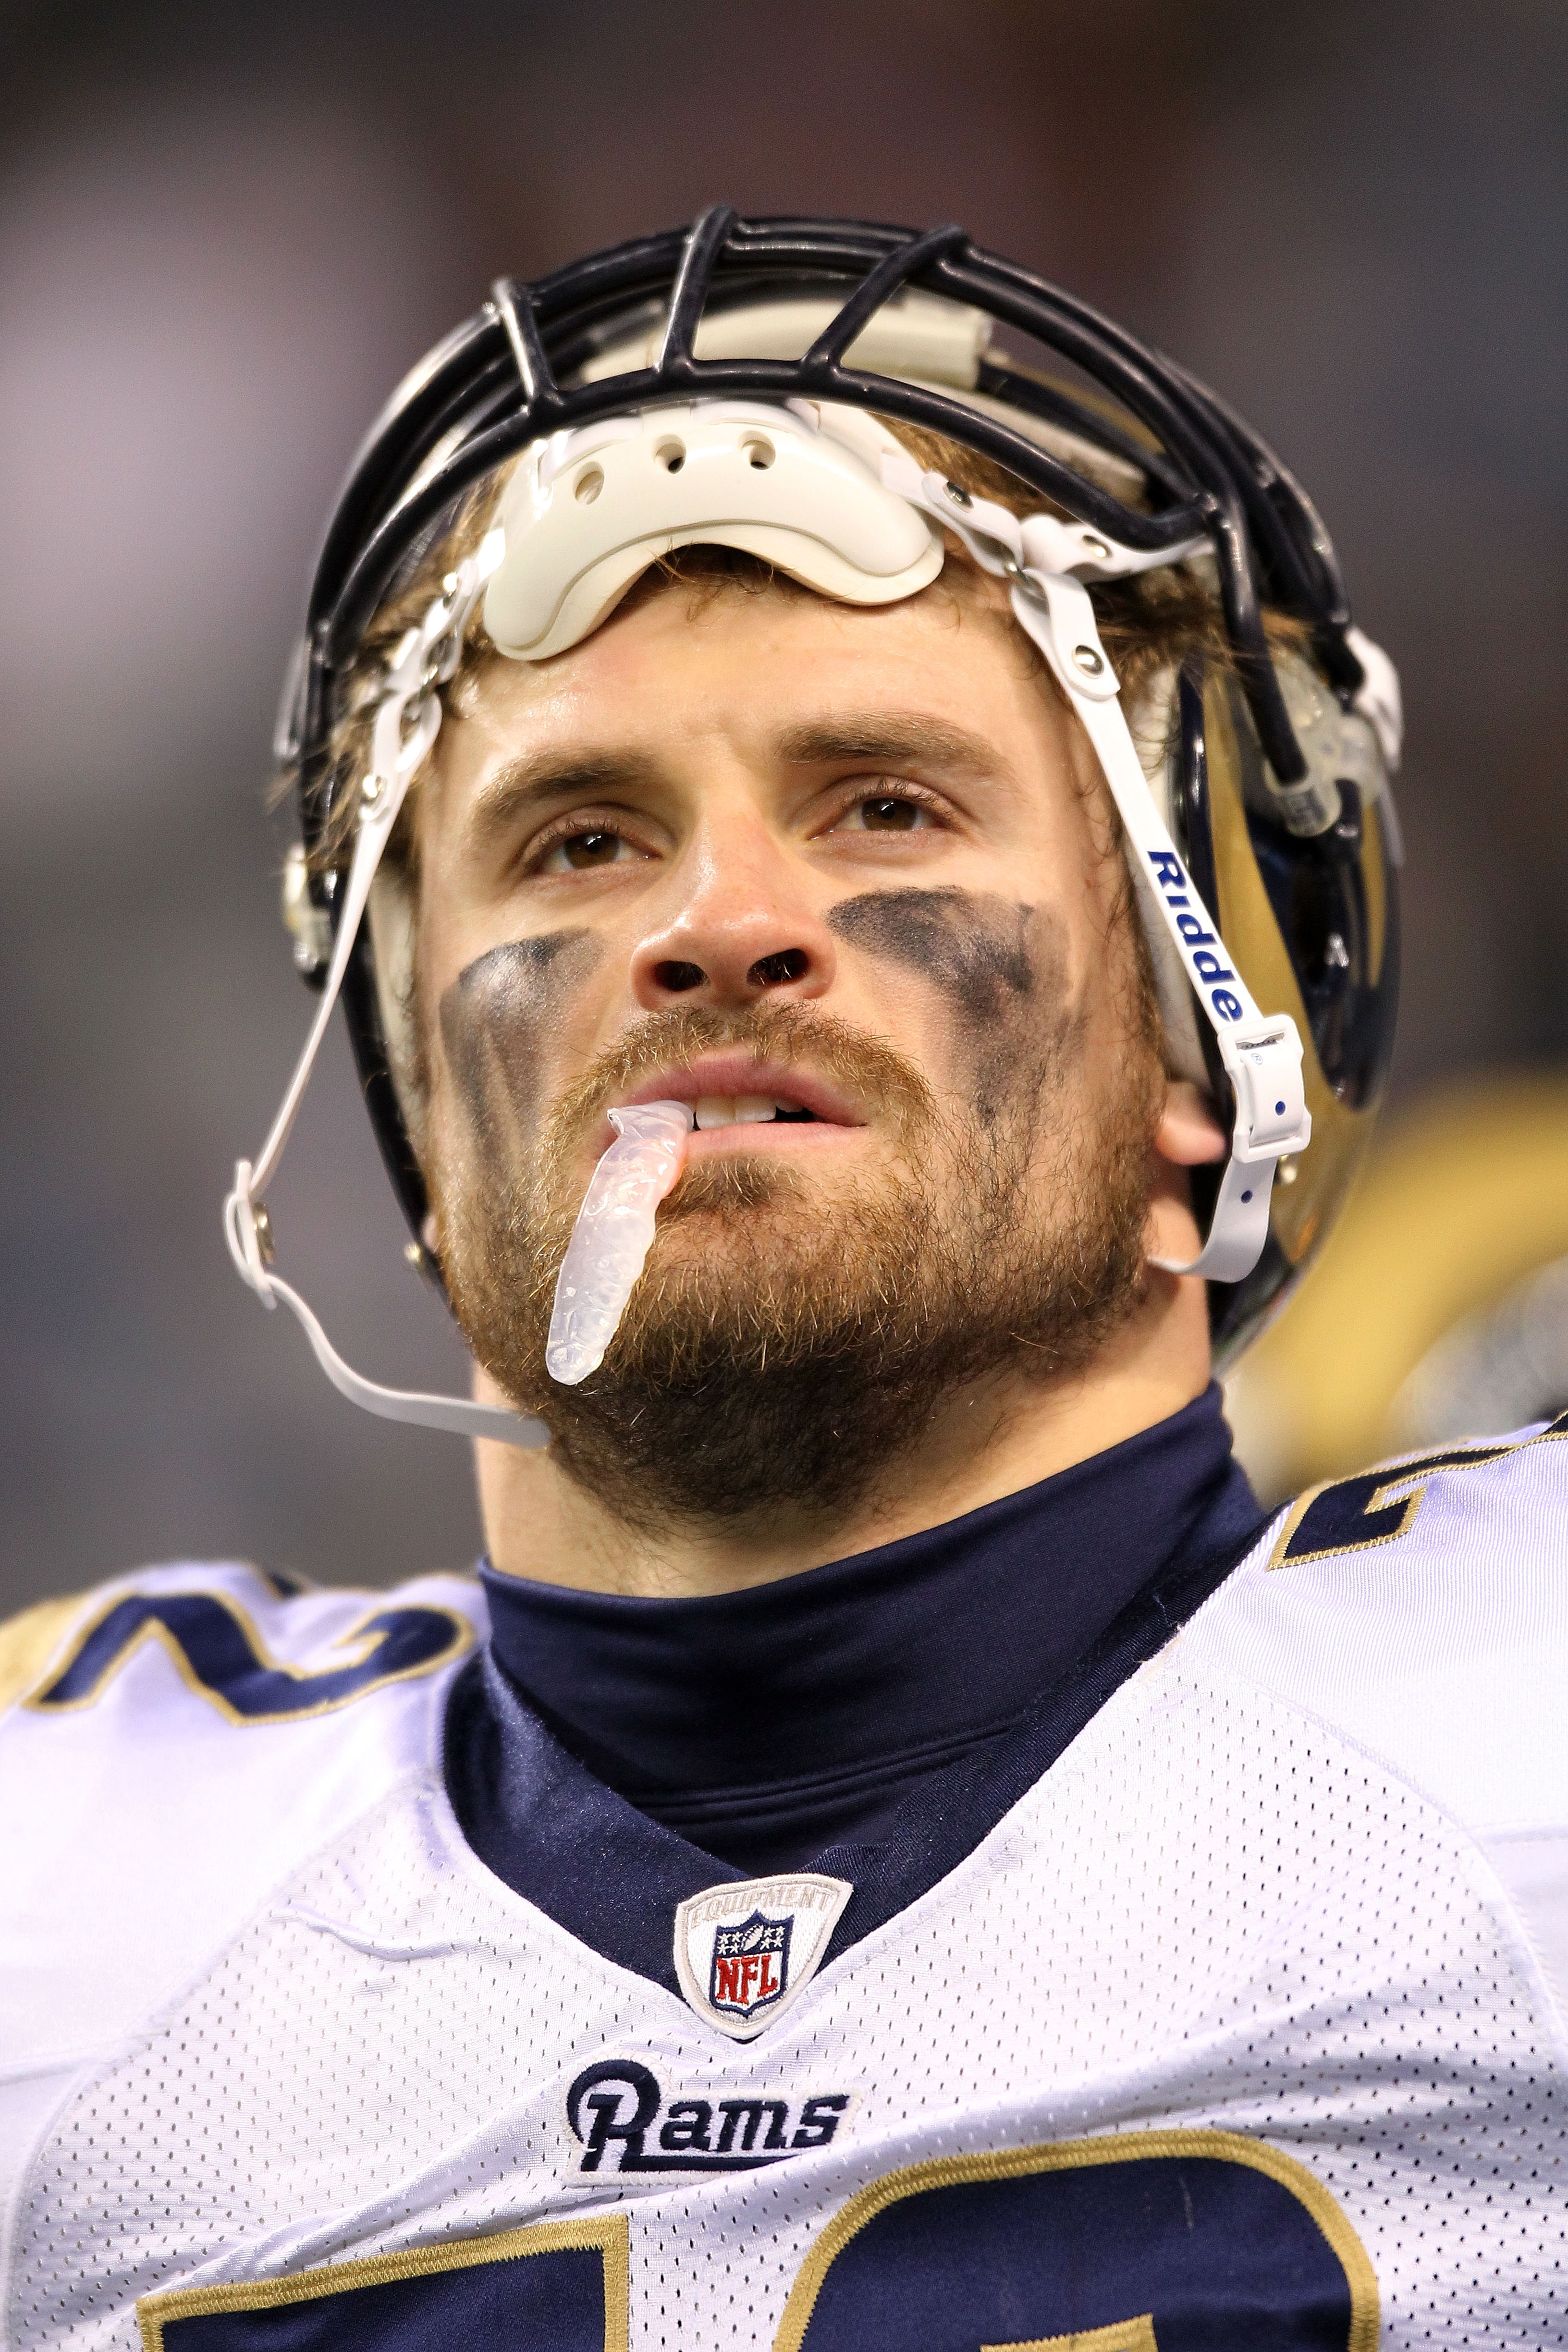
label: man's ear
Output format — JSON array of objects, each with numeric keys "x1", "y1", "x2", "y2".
[
  {"x1": 1143, "y1": 1078, "x2": 1229, "y2": 1279},
  {"x1": 1155, "y1": 1078, "x2": 1229, "y2": 1168}
]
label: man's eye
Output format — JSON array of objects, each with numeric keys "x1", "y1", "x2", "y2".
[
  {"x1": 538, "y1": 828, "x2": 639, "y2": 873},
  {"x1": 837, "y1": 795, "x2": 936, "y2": 833}
]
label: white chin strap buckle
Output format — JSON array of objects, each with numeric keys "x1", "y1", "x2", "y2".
[
  {"x1": 1006, "y1": 564, "x2": 1310, "y2": 1284},
  {"x1": 885, "y1": 459, "x2": 1312, "y2": 1284},
  {"x1": 1009, "y1": 572, "x2": 1311, "y2": 1284}
]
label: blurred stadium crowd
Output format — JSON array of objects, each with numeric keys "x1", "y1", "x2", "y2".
[{"x1": 1, "y1": 0, "x2": 1564, "y2": 1610}]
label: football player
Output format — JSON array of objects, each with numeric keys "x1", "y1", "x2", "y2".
[{"x1": 2, "y1": 212, "x2": 1564, "y2": 2350}]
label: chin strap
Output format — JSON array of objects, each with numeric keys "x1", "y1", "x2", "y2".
[
  {"x1": 1010, "y1": 571, "x2": 1310, "y2": 1281},
  {"x1": 883, "y1": 459, "x2": 1312, "y2": 1282},
  {"x1": 224, "y1": 537, "x2": 547, "y2": 1448}
]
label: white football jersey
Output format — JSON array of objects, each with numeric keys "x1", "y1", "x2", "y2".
[{"x1": 2, "y1": 1419, "x2": 1566, "y2": 2350}]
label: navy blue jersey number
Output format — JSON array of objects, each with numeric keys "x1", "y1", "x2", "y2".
[
  {"x1": 1270, "y1": 1409, "x2": 1567, "y2": 1569},
  {"x1": 775, "y1": 2130, "x2": 1377, "y2": 2352},
  {"x1": 30, "y1": 1591, "x2": 470, "y2": 1724},
  {"x1": 135, "y1": 2132, "x2": 1373, "y2": 2351},
  {"x1": 135, "y1": 2216, "x2": 627, "y2": 2352}
]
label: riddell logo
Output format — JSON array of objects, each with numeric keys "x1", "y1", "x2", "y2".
[
  {"x1": 1147, "y1": 848, "x2": 1245, "y2": 1024},
  {"x1": 565, "y1": 2059, "x2": 852, "y2": 2174}
]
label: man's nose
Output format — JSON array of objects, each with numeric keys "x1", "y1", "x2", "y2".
[{"x1": 628, "y1": 825, "x2": 837, "y2": 1011}]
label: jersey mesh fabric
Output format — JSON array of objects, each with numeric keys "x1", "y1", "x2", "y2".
[{"x1": 12, "y1": 1649, "x2": 1568, "y2": 2349}]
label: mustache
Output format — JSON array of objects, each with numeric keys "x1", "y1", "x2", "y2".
[{"x1": 537, "y1": 999, "x2": 938, "y2": 1171}]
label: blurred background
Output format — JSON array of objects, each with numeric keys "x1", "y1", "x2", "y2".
[{"x1": 2, "y1": 0, "x2": 1565, "y2": 1615}]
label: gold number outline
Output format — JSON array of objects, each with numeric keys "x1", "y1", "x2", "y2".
[
  {"x1": 129, "y1": 2132, "x2": 1372, "y2": 2352},
  {"x1": 1267, "y1": 1410, "x2": 1568, "y2": 1571},
  {"x1": 136, "y1": 2213, "x2": 629, "y2": 2352},
  {"x1": 772, "y1": 2126, "x2": 1378, "y2": 2352},
  {"x1": 983, "y1": 2320, "x2": 1157, "y2": 2352}
]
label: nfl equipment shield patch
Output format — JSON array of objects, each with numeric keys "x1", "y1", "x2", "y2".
[
  {"x1": 674, "y1": 1873, "x2": 852, "y2": 2040},
  {"x1": 710, "y1": 1910, "x2": 790, "y2": 2021}
]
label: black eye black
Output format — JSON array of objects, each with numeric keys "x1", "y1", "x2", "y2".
[
  {"x1": 862, "y1": 797, "x2": 921, "y2": 831},
  {"x1": 562, "y1": 830, "x2": 621, "y2": 868}
]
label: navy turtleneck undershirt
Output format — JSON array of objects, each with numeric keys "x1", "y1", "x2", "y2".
[{"x1": 462, "y1": 1384, "x2": 1265, "y2": 1881}]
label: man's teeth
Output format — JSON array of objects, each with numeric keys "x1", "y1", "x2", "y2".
[{"x1": 692, "y1": 1095, "x2": 816, "y2": 1129}]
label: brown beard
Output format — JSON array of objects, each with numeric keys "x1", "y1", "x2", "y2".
[{"x1": 430, "y1": 976, "x2": 1163, "y2": 1535}]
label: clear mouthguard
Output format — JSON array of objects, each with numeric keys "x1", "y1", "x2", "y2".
[{"x1": 545, "y1": 1101, "x2": 695, "y2": 1385}]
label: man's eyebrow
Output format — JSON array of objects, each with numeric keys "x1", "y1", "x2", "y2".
[
  {"x1": 463, "y1": 749, "x2": 663, "y2": 848},
  {"x1": 772, "y1": 714, "x2": 1005, "y2": 779}
]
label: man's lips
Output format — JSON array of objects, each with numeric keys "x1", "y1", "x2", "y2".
[{"x1": 601, "y1": 1054, "x2": 868, "y2": 1153}]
